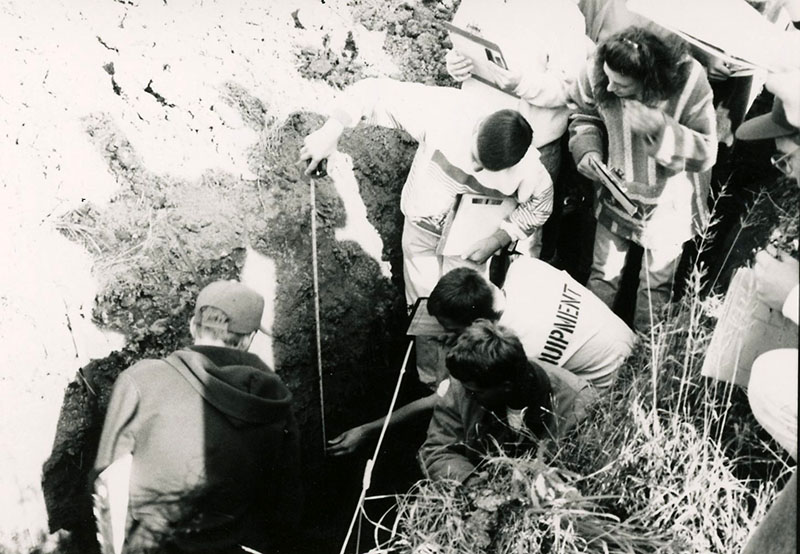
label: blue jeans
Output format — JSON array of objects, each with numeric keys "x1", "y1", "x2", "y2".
[{"x1": 588, "y1": 222, "x2": 682, "y2": 332}]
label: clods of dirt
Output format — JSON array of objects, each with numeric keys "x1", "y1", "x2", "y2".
[{"x1": 43, "y1": 102, "x2": 419, "y2": 552}]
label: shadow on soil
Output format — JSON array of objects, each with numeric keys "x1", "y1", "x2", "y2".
[{"x1": 42, "y1": 81, "x2": 423, "y2": 552}]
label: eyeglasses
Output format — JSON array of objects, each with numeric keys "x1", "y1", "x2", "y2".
[{"x1": 770, "y1": 145, "x2": 800, "y2": 176}]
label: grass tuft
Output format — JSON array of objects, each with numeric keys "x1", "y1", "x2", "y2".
[{"x1": 370, "y1": 179, "x2": 799, "y2": 553}]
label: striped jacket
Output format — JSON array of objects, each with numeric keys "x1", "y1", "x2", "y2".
[
  {"x1": 330, "y1": 78, "x2": 553, "y2": 241},
  {"x1": 568, "y1": 58, "x2": 717, "y2": 248}
]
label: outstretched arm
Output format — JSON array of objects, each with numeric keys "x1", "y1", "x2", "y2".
[
  {"x1": 418, "y1": 382, "x2": 476, "y2": 482},
  {"x1": 327, "y1": 393, "x2": 439, "y2": 456},
  {"x1": 299, "y1": 77, "x2": 445, "y2": 175}
]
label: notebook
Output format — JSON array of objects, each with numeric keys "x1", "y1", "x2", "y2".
[
  {"x1": 442, "y1": 21, "x2": 517, "y2": 98},
  {"x1": 436, "y1": 193, "x2": 517, "y2": 257}
]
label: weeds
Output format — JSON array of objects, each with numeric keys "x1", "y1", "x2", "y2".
[
  {"x1": 374, "y1": 293, "x2": 786, "y2": 553},
  {"x1": 372, "y1": 182, "x2": 798, "y2": 553}
]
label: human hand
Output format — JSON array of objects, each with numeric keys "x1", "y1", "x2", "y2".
[
  {"x1": 461, "y1": 470, "x2": 487, "y2": 488},
  {"x1": 576, "y1": 151, "x2": 603, "y2": 182},
  {"x1": 754, "y1": 248, "x2": 799, "y2": 312},
  {"x1": 463, "y1": 229, "x2": 511, "y2": 264},
  {"x1": 488, "y1": 63, "x2": 522, "y2": 92},
  {"x1": 705, "y1": 57, "x2": 733, "y2": 82},
  {"x1": 445, "y1": 49, "x2": 473, "y2": 82},
  {"x1": 326, "y1": 425, "x2": 372, "y2": 456},
  {"x1": 299, "y1": 119, "x2": 344, "y2": 176},
  {"x1": 623, "y1": 100, "x2": 667, "y2": 137}
]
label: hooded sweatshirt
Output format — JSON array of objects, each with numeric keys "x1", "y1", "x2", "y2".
[{"x1": 93, "y1": 345, "x2": 302, "y2": 553}]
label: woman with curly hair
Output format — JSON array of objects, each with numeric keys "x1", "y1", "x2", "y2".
[{"x1": 568, "y1": 26, "x2": 717, "y2": 331}]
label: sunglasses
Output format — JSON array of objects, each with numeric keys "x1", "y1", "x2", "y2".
[{"x1": 770, "y1": 145, "x2": 800, "y2": 176}]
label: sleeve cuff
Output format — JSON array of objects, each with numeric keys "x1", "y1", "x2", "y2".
[
  {"x1": 651, "y1": 117, "x2": 676, "y2": 162},
  {"x1": 782, "y1": 285, "x2": 799, "y2": 325},
  {"x1": 499, "y1": 219, "x2": 529, "y2": 242},
  {"x1": 568, "y1": 125, "x2": 604, "y2": 166},
  {"x1": 513, "y1": 72, "x2": 549, "y2": 104}
]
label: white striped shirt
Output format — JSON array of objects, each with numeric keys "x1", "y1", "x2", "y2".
[{"x1": 330, "y1": 78, "x2": 554, "y2": 241}]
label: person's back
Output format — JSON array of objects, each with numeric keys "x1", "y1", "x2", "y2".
[
  {"x1": 92, "y1": 281, "x2": 301, "y2": 553},
  {"x1": 427, "y1": 259, "x2": 635, "y2": 390},
  {"x1": 499, "y1": 256, "x2": 636, "y2": 388}
]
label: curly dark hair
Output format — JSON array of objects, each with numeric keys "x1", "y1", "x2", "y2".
[
  {"x1": 593, "y1": 26, "x2": 691, "y2": 107},
  {"x1": 446, "y1": 319, "x2": 553, "y2": 436}
]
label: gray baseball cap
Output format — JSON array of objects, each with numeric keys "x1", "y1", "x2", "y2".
[{"x1": 195, "y1": 280, "x2": 266, "y2": 334}]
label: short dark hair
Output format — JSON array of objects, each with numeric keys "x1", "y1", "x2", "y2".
[
  {"x1": 446, "y1": 320, "x2": 528, "y2": 388},
  {"x1": 476, "y1": 109, "x2": 533, "y2": 171},
  {"x1": 594, "y1": 26, "x2": 690, "y2": 107},
  {"x1": 192, "y1": 306, "x2": 250, "y2": 348},
  {"x1": 427, "y1": 267, "x2": 498, "y2": 327}
]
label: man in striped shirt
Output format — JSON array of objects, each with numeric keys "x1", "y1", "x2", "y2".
[
  {"x1": 568, "y1": 27, "x2": 717, "y2": 331},
  {"x1": 301, "y1": 77, "x2": 554, "y2": 305}
]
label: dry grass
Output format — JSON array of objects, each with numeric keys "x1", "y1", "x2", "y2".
[{"x1": 369, "y1": 184, "x2": 798, "y2": 554}]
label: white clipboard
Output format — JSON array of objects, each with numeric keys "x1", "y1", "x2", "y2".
[
  {"x1": 436, "y1": 193, "x2": 517, "y2": 257},
  {"x1": 442, "y1": 22, "x2": 517, "y2": 98},
  {"x1": 701, "y1": 267, "x2": 798, "y2": 387},
  {"x1": 628, "y1": 0, "x2": 786, "y2": 72}
]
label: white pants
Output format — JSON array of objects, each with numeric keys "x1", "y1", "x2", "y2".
[
  {"x1": 401, "y1": 219, "x2": 487, "y2": 305},
  {"x1": 561, "y1": 321, "x2": 637, "y2": 391},
  {"x1": 403, "y1": 219, "x2": 490, "y2": 385},
  {"x1": 748, "y1": 348, "x2": 798, "y2": 460}
]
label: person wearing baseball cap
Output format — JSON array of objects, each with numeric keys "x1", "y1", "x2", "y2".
[
  {"x1": 735, "y1": 97, "x2": 799, "y2": 554},
  {"x1": 92, "y1": 280, "x2": 302, "y2": 553},
  {"x1": 192, "y1": 279, "x2": 270, "y2": 340}
]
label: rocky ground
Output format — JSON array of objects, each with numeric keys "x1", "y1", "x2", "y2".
[{"x1": 1, "y1": 0, "x2": 459, "y2": 552}]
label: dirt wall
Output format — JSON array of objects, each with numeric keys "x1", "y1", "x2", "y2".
[
  {"x1": 38, "y1": 1, "x2": 459, "y2": 550},
  {"x1": 41, "y1": 101, "x2": 421, "y2": 538}
]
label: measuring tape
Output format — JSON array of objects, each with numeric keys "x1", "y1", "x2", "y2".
[
  {"x1": 306, "y1": 159, "x2": 415, "y2": 553},
  {"x1": 338, "y1": 341, "x2": 413, "y2": 554},
  {"x1": 308, "y1": 166, "x2": 327, "y2": 451}
]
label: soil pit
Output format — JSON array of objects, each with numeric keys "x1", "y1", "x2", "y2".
[
  {"x1": 38, "y1": 1, "x2": 464, "y2": 551},
  {"x1": 42, "y1": 105, "x2": 427, "y2": 552}
]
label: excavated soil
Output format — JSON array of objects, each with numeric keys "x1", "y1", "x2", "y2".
[
  {"x1": 42, "y1": 109, "x2": 421, "y2": 551},
  {"x1": 37, "y1": 1, "x2": 458, "y2": 552},
  {"x1": 29, "y1": 2, "x2": 795, "y2": 553}
]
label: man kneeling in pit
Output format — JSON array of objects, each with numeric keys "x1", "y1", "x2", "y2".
[
  {"x1": 426, "y1": 256, "x2": 636, "y2": 391},
  {"x1": 418, "y1": 320, "x2": 597, "y2": 481},
  {"x1": 326, "y1": 256, "x2": 634, "y2": 457}
]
